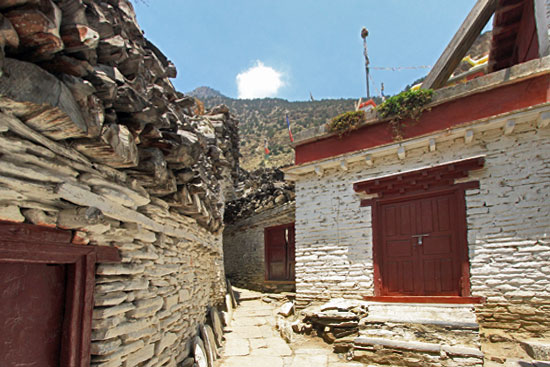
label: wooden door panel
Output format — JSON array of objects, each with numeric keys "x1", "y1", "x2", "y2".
[
  {"x1": 387, "y1": 239, "x2": 413, "y2": 257},
  {"x1": 379, "y1": 191, "x2": 463, "y2": 296},
  {"x1": 288, "y1": 226, "x2": 296, "y2": 280},
  {"x1": 384, "y1": 206, "x2": 398, "y2": 236},
  {"x1": 422, "y1": 258, "x2": 455, "y2": 293},
  {"x1": 269, "y1": 263, "x2": 286, "y2": 280},
  {"x1": 436, "y1": 197, "x2": 451, "y2": 231},
  {"x1": 265, "y1": 223, "x2": 295, "y2": 282},
  {"x1": 387, "y1": 260, "x2": 415, "y2": 293},
  {"x1": 0, "y1": 262, "x2": 67, "y2": 367},
  {"x1": 420, "y1": 200, "x2": 434, "y2": 233},
  {"x1": 398, "y1": 204, "x2": 414, "y2": 235},
  {"x1": 421, "y1": 234, "x2": 453, "y2": 255}
]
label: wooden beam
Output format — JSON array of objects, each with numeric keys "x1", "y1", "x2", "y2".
[
  {"x1": 93, "y1": 245, "x2": 121, "y2": 263},
  {"x1": 365, "y1": 155, "x2": 374, "y2": 167},
  {"x1": 339, "y1": 160, "x2": 348, "y2": 171},
  {"x1": 534, "y1": 0, "x2": 550, "y2": 57},
  {"x1": 504, "y1": 118, "x2": 516, "y2": 134},
  {"x1": 465, "y1": 129, "x2": 475, "y2": 144},
  {"x1": 429, "y1": 138, "x2": 437, "y2": 152},
  {"x1": 537, "y1": 111, "x2": 550, "y2": 127},
  {"x1": 397, "y1": 146, "x2": 406, "y2": 160},
  {"x1": 421, "y1": 0, "x2": 497, "y2": 90},
  {"x1": 314, "y1": 166, "x2": 323, "y2": 177}
]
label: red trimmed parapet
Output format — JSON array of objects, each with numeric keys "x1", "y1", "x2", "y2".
[{"x1": 293, "y1": 58, "x2": 550, "y2": 166}]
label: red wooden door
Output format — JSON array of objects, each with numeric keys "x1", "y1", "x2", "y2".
[
  {"x1": 0, "y1": 262, "x2": 67, "y2": 367},
  {"x1": 265, "y1": 223, "x2": 295, "y2": 281},
  {"x1": 378, "y1": 191, "x2": 463, "y2": 296}
]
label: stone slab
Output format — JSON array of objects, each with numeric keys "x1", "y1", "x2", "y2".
[
  {"x1": 223, "y1": 336, "x2": 250, "y2": 356},
  {"x1": 521, "y1": 340, "x2": 550, "y2": 360},
  {"x1": 219, "y1": 356, "x2": 283, "y2": 367}
]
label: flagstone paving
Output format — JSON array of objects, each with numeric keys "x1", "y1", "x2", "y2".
[{"x1": 216, "y1": 290, "x2": 365, "y2": 367}]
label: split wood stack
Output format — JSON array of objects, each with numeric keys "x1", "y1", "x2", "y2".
[
  {"x1": 0, "y1": 0, "x2": 240, "y2": 233},
  {"x1": 224, "y1": 167, "x2": 295, "y2": 224}
]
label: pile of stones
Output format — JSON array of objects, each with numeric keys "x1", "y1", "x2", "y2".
[
  {"x1": 277, "y1": 299, "x2": 488, "y2": 367},
  {"x1": 224, "y1": 167, "x2": 295, "y2": 224},
  {"x1": 276, "y1": 298, "x2": 367, "y2": 348}
]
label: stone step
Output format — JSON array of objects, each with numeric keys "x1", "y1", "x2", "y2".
[
  {"x1": 352, "y1": 302, "x2": 483, "y2": 366},
  {"x1": 360, "y1": 302, "x2": 480, "y2": 348},
  {"x1": 353, "y1": 337, "x2": 483, "y2": 367},
  {"x1": 355, "y1": 337, "x2": 483, "y2": 357},
  {"x1": 504, "y1": 360, "x2": 550, "y2": 367},
  {"x1": 365, "y1": 302, "x2": 478, "y2": 324},
  {"x1": 521, "y1": 339, "x2": 550, "y2": 360}
]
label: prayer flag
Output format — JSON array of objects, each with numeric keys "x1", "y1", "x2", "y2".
[
  {"x1": 286, "y1": 114, "x2": 294, "y2": 143},
  {"x1": 264, "y1": 138, "x2": 270, "y2": 155}
]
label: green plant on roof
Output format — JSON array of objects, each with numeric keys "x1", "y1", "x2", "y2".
[
  {"x1": 377, "y1": 89, "x2": 434, "y2": 120},
  {"x1": 326, "y1": 110, "x2": 365, "y2": 137},
  {"x1": 377, "y1": 88, "x2": 434, "y2": 140}
]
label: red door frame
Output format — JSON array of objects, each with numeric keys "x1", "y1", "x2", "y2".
[
  {"x1": 0, "y1": 222, "x2": 119, "y2": 366},
  {"x1": 371, "y1": 185, "x2": 473, "y2": 299},
  {"x1": 264, "y1": 222, "x2": 295, "y2": 283}
]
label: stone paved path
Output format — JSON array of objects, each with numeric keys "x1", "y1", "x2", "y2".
[{"x1": 216, "y1": 290, "x2": 364, "y2": 367}]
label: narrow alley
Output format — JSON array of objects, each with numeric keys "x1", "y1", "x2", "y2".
[{"x1": 217, "y1": 289, "x2": 363, "y2": 367}]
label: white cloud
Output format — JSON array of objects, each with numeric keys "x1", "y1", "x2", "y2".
[{"x1": 236, "y1": 61, "x2": 284, "y2": 99}]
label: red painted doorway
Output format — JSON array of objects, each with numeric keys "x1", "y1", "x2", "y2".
[
  {"x1": 374, "y1": 189, "x2": 468, "y2": 297},
  {"x1": 264, "y1": 223, "x2": 295, "y2": 282},
  {"x1": 0, "y1": 221, "x2": 119, "y2": 367},
  {"x1": 0, "y1": 262, "x2": 67, "y2": 366}
]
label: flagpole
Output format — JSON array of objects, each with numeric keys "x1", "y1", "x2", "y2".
[{"x1": 361, "y1": 27, "x2": 370, "y2": 99}]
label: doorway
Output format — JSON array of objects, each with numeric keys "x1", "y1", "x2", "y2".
[
  {"x1": 264, "y1": 223, "x2": 295, "y2": 282},
  {"x1": 374, "y1": 189, "x2": 469, "y2": 297}
]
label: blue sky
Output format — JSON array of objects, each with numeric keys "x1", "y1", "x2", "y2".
[{"x1": 133, "y1": 1, "x2": 488, "y2": 101}]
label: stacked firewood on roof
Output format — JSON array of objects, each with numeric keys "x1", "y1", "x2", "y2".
[
  {"x1": 0, "y1": 0, "x2": 240, "y2": 232},
  {"x1": 224, "y1": 167, "x2": 295, "y2": 224}
]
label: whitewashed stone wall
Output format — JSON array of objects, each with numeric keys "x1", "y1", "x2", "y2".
[
  {"x1": 294, "y1": 115, "x2": 550, "y2": 334},
  {"x1": 223, "y1": 202, "x2": 294, "y2": 291}
]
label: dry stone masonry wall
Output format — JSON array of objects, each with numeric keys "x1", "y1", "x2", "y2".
[
  {"x1": 224, "y1": 202, "x2": 295, "y2": 291},
  {"x1": 294, "y1": 112, "x2": 550, "y2": 336},
  {"x1": 0, "y1": 0, "x2": 240, "y2": 365},
  {"x1": 223, "y1": 167, "x2": 295, "y2": 291}
]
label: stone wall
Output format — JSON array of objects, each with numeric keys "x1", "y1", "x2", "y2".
[
  {"x1": 223, "y1": 202, "x2": 295, "y2": 292},
  {"x1": 0, "y1": 124, "x2": 230, "y2": 366},
  {"x1": 293, "y1": 110, "x2": 550, "y2": 335},
  {"x1": 90, "y1": 215, "x2": 226, "y2": 366},
  {"x1": 0, "y1": 0, "x2": 240, "y2": 365}
]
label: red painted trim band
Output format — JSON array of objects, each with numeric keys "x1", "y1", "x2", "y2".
[{"x1": 295, "y1": 75, "x2": 550, "y2": 165}]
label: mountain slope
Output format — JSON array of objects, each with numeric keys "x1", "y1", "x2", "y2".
[
  {"x1": 190, "y1": 31, "x2": 492, "y2": 171},
  {"x1": 188, "y1": 88, "x2": 362, "y2": 170}
]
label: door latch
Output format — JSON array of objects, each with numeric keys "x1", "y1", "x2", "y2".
[{"x1": 412, "y1": 234, "x2": 430, "y2": 245}]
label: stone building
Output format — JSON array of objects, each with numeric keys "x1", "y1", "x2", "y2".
[
  {"x1": 0, "y1": 0, "x2": 239, "y2": 366},
  {"x1": 283, "y1": 0, "x2": 550, "y2": 362},
  {"x1": 223, "y1": 168, "x2": 296, "y2": 292}
]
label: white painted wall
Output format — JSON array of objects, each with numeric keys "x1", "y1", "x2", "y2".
[{"x1": 294, "y1": 115, "x2": 550, "y2": 315}]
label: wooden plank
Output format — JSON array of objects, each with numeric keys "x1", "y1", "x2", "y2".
[
  {"x1": 0, "y1": 220, "x2": 72, "y2": 243},
  {"x1": 421, "y1": 0, "x2": 497, "y2": 90}
]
